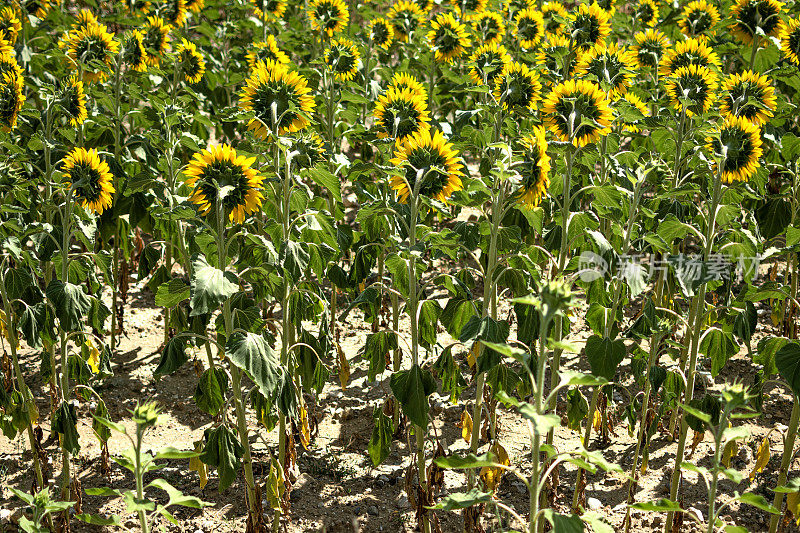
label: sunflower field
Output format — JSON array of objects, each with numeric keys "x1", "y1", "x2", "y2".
[{"x1": 4, "y1": 0, "x2": 800, "y2": 531}]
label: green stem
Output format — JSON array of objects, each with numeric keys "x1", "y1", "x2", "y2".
[
  {"x1": 59, "y1": 188, "x2": 73, "y2": 501},
  {"x1": 572, "y1": 386, "x2": 601, "y2": 510},
  {"x1": 706, "y1": 407, "x2": 731, "y2": 533},
  {"x1": 530, "y1": 316, "x2": 551, "y2": 533},
  {"x1": 769, "y1": 397, "x2": 800, "y2": 533},
  {"x1": 134, "y1": 428, "x2": 150, "y2": 533}
]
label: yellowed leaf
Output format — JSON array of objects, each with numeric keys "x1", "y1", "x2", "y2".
[
  {"x1": 640, "y1": 454, "x2": 648, "y2": 475},
  {"x1": 689, "y1": 429, "x2": 705, "y2": 455},
  {"x1": 460, "y1": 411, "x2": 473, "y2": 444},
  {"x1": 480, "y1": 442, "x2": 509, "y2": 491},
  {"x1": 265, "y1": 456, "x2": 285, "y2": 512},
  {"x1": 84, "y1": 340, "x2": 100, "y2": 374},
  {"x1": 749, "y1": 437, "x2": 771, "y2": 481},
  {"x1": 189, "y1": 440, "x2": 208, "y2": 489},
  {"x1": 337, "y1": 342, "x2": 350, "y2": 390},
  {"x1": 592, "y1": 409, "x2": 601, "y2": 432},
  {"x1": 467, "y1": 344, "x2": 479, "y2": 368},
  {"x1": 722, "y1": 434, "x2": 738, "y2": 468},
  {"x1": 787, "y1": 491, "x2": 800, "y2": 525},
  {"x1": 299, "y1": 403, "x2": 311, "y2": 449}
]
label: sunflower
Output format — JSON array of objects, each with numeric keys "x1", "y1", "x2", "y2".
[
  {"x1": 542, "y1": 2, "x2": 568, "y2": 37},
  {"x1": 516, "y1": 126, "x2": 551, "y2": 207},
  {"x1": 64, "y1": 23, "x2": 120, "y2": 83},
  {"x1": 252, "y1": 0, "x2": 286, "y2": 19},
  {"x1": 451, "y1": 0, "x2": 488, "y2": 16},
  {"x1": 541, "y1": 79, "x2": 613, "y2": 147},
  {"x1": 705, "y1": 115, "x2": 763, "y2": 183},
  {"x1": 780, "y1": 18, "x2": 800, "y2": 65},
  {"x1": 504, "y1": 0, "x2": 534, "y2": 20},
  {"x1": 389, "y1": 128, "x2": 464, "y2": 203},
  {"x1": 575, "y1": 41, "x2": 638, "y2": 96},
  {"x1": 61, "y1": 75, "x2": 87, "y2": 127},
  {"x1": 632, "y1": 28, "x2": 669, "y2": 69},
  {"x1": 369, "y1": 17, "x2": 394, "y2": 51},
  {"x1": 325, "y1": 38, "x2": 360, "y2": 81},
  {"x1": 469, "y1": 42, "x2": 512, "y2": 86},
  {"x1": 185, "y1": 145, "x2": 264, "y2": 224},
  {"x1": 0, "y1": 50, "x2": 22, "y2": 81},
  {"x1": 0, "y1": 6, "x2": 21, "y2": 43},
  {"x1": 308, "y1": 0, "x2": 349, "y2": 37},
  {"x1": 23, "y1": 0, "x2": 50, "y2": 19},
  {"x1": 537, "y1": 34, "x2": 576, "y2": 80},
  {"x1": 0, "y1": 71, "x2": 23, "y2": 131},
  {"x1": 239, "y1": 59, "x2": 315, "y2": 139},
  {"x1": 0, "y1": 32, "x2": 11, "y2": 55},
  {"x1": 729, "y1": 0, "x2": 784, "y2": 45},
  {"x1": 678, "y1": 0, "x2": 721, "y2": 37},
  {"x1": 468, "y1": 11, "x2": 505, "y2": 47},
  {"x1": 142, "y1": 16, "x2": 171, "y2": 67},
  {"x1": 665, "y1": 64, "x2": 718, "y2": 116},
  {"x1": 122, "y1": 30, "x2": 148, "y2": 72},
  {"x1": 373, "y1": 86, "x2": 431, "y2": 143},
  {"x1": 153, "y1": 0, "x2": 187, "y2": 27},
  {"x1": 176, "y1": 38, "x2": 205, "y2": 84},
  {"x1": 616, "y1": 92, "x2": 650, "y2": 132},
  {"x1": 409, "y1": 0, "x2": 434, "y2": 13},
  {"x1": 185, "y1": 0, "x2": 204, "y2": 13},
  {"x1": 389, "y1": 1, "x2": 425, "y2": 43},
  {"x1": 633, "y1": 0, "x2": 659, "y2": 27},
  {"x1": 246, "y1": 37, "x2": 290, "y2": 71},
  {"x1": 61, "y1": 148, "x2": 115, "y2": 215},
  {"x1": 493, "y1": 61, "x2": 542, "y2": 114},
  {"x1": 658, "y1": 37, "x2": 721, "y2": 78},
  {"x1": 389, "y1": 72, "x2": 427, "y2": 100},
  {"x1": 569, "y1": 3, "x2": 611, "y2": 49},
  {"x1": 72, "y1": 9, "x2": 98, "y2": 32},
  {"x1": 427, "y1": 12, "x2": 471, "y2": 63},
  {"x1": 291, "y1": 132, "x2": 326, "y2": 170},
  {"x1": 592, "y1": 0, "x2": 616, "y2": 13},
  {"x1": 719, "y1": 70, "x2": 775, "y2": 126},
  {"x1": 514, "y1": 8, "x2": 545, "y2": 49}
]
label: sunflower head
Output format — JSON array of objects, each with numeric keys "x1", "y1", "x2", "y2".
[
  {"x1": 61, "y1": 147, "x2": 115, "y2": 214},
  {"x1": 142, "y1": 16, "x2": 171, "y2": 67},
  {"x1": 408, "y1": 0, "x2": 434, "y2": 13},
  {"x1": 719, "y1": 70, "x2": 775, "y2": 126},
  {"x1": 0, "y1": 31, "x2": 12, "y2": 56},
  {"x1": 308, "y1": 0, "x2": 349, "y2": 37},
  {"x1": 176, "y1": 38, "x2": 205, "y2": 84},
  {"x1": 0, "y1": 6, "x2": 21, "y2": 43},
  {"x1": 64, "y1": 23, "x2": 120, "y2": 83},
  {"x1": 291, "y1": 132, "x2": 327, "y2": 170},
  {"x1": 72, "y1": 9, "x2": 98, "y2": 32},
  {"x1": 450, "y1": 0, "x2": 488, "y2": 16},
  {"x1": 373, "y1": 86, "x2": 431, "y2": 144},
  {"x1": 427, "y1": 11, "x2": 471, "y2": 63},
  {"x1": 678, "y1": 0, "x2": 721, "y2": 37},
  {"x1": 324, "y1": 38, "x2": 361, "y2": 81},
  {"x1": 239, "y1": 59, "x2": 315, "y2": 139},
  {"x1": 185, "y1": 0, "x2": 204, "y2": 14},
  {"x1": 494, "y1": 61, "x2": 542, "y2": 114},
  {"x1": 389, "y1": 72, "x2": 428, "y2": 100},
  {"x1": 632, "y1": 28, "x2": 670, "y2": 69},
  {"x1": 541, "y1": 2, "x2": 568, "y2": 37},
  {"x1": 469, "y1": 42, "x2": 512, "y2": 86},
  {"x1": 569, "y1": 2, "x2": 611, "y2": 49},
  {"x1": 705, "y1": 115, "x2": 763, "y2": 183},
  {"x1": 369, "y1": 17, "x2": 395, "y2": 51},
  {"x1": 389, "y1": 128, "x2": 464, "y2": 203},
  {"x1": 514, "y1": 7, "x2": 545, "y2": 49},
  {"x1": 247, "y1": 37, "x2": 289, "y2": 71},
  {"x1": 541, "y1": 79, "x2": 613, "y2": 147},
  {"x1": 665, "y1": 63, "x2": 718, "y2": 116},
  {"x1": 468, "y1": 11, "x2": 505, "y2": 47},
  {"x1": 151, "y1": 0, "x2": 187, "y2": 27},
  {"x1": 592, "y1": 0, "x2": 616, "y2": 13},
  {"x1": 575, "y1": 41, "x2": 638, "y2": 96},
  {"x1": 515, "y1": 126, "x2": 551, "y2": 207},
  {"x1": 184, "y1": 144, "x2": 264, "y2": 224},
  {"x1": 537, "y1": 34, "x2": 576, "y2": 81},
  {"x1": 633, "y1": 0, "x2": 659, "y2": 27},
  {"x1": 0, "y1": 70, "x2": 24, "y2": 131},
  {"x1": 0, "y1": 50, "x2": 22, "y2": 81},
  {"x1": 780, "y1": 18, "x2": 800, "y2": 65},
  {"x1": 23, "y1": 0, "x2": 51, "y2": 19},
  {"x1": 389, "y1": 1, "x2": 424, "y2": 42},
  {"x1": 658, "y1": 37, "x2": 721, "y2": 78},
  {"x1": 122, "y1": 30, "x2": 148, "y2": 72},
  {"x1": 503, "y1": 0, "x2": 533, "y2": 20},
  {"x1": 729, "y1": 0, "x2": 784, "y2": 44},
  {"x1": 60, "y1": 75, "x2": 87, "y2": 127},
  {"x1": 252, "y1": 0, "x2": 287, "y2": 19}
]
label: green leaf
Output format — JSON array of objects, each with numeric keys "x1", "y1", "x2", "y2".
[
  {"x1": 153, "y1": 447, "x2": 199, "y2": 460},
  {"x1": 154, "y1": 336, "x2": 189, "y2": 377},
  {"x1": 189, "y1": 255, "x2": 238, "y2": 316},
  {"x1": 194, "y1": 368, "x2": 228, "y2": 416},
  {"x1": 434, "y1": 452, "x2": 505, "y2": 469},
  {"x1": 52, "y1": 401, "x2": 80, "y2": 455},
  {"x1": 148, "y1": 478, "x2": 210, "y2": 508},
  {"x1": 541, "y1": 509, "x2": 584, "y2": 532},
  {"x1": 429, "y1": 489, "x2": 493, "y2": 510},
  {"x1": 736, "y1": 492, "x2": 779, "y2": 514},
  {"x1": 122, "y1": 491, "x2": 156, "y2": 513},
  {"x1": 307, "y1": 164, "x2": 342, "y2": 202},
  {"x1": 155, "y1": 279, "x2": 190, "y2": 308},
  {"x1": 76, "y1": 514, "x2": 123, "y2": 526},
  {"x1": 200, "y1": 424, "x2": 243, "y2": 492},
  {"x1": 46, "y1": 280, "x2": 90, "y2": 331},
  {"x1": 280, "y1": 240, "x2": 310, "y2": 282},
  {"x1": 776, "y1": 341, "x2": 800, "y2": 397},
  {"x1": 368, "y1": 406, "x2": 394, "y2": 466},
  {"x1": 225, "y1": 331, "x2": 281, "y2": 398},
  {"x1": 733, "y1": 302, "x2": 757, "y2": 343},
  {"x1": 390, "y1": 364, "x2": 436, "y2": 429},
  {"x1": 137, "y1": 244, "x2": 162, "y2": 279},
  {"x1": 630, "y1": 499, "x2": 683, "y2": 512},
  {"x1": 700, "y1": 327, "x2": 739, "y2": 377},
  {"x1": 585, "y1": 335, "x2": 626, "y2": 381},
  {"x1": 517, "y1": 406, "x2": 560, "y2": 435},
  {"x1": 364, "y1": 331, "x2": 397, "y2": 381},
  {"x1": 418, "y1": 299, "x2": 442, "y2": 349}
]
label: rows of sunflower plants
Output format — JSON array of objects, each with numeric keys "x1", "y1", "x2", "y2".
[{"x1": 2, "y1": 0, "x2": 800, "y2": 530}]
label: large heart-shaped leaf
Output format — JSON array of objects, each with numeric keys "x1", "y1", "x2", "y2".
[
  {"x1": 585, "y1": 335, "x2": 626, "y2": 381},
  {"x1": 46, "y1": 280, "x2": 90, "y2": 332},
  {"x1": 390, "y1": 364, "x2": 436, "y2": 429},
  {"x1": 200, "y1": 425, "x2": 243, "y2": 492},
  {"x1": 776, "y1": 341, "x2": 800, "y2": 397},
  {"x1": 189, "y1": 255, "x2": 238, "y2": 316},
  {"x1": 225, "y1": 331, "x2": 281, "y2": 399}
]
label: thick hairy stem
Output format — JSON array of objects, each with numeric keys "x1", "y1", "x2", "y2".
[
  {"x1": 530, "y1": 319, "x2": 550, "y2": 533},
  {"x1": 769, "y1": 398, "x2": 800, "y2": 533},
  {"x1": 572, "y1": 386, "x2": 601, "y2": 510}
]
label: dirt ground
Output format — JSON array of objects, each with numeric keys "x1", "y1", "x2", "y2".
[{"x1": 2, "y1": 261, "x2": 800, "y2": 533}]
